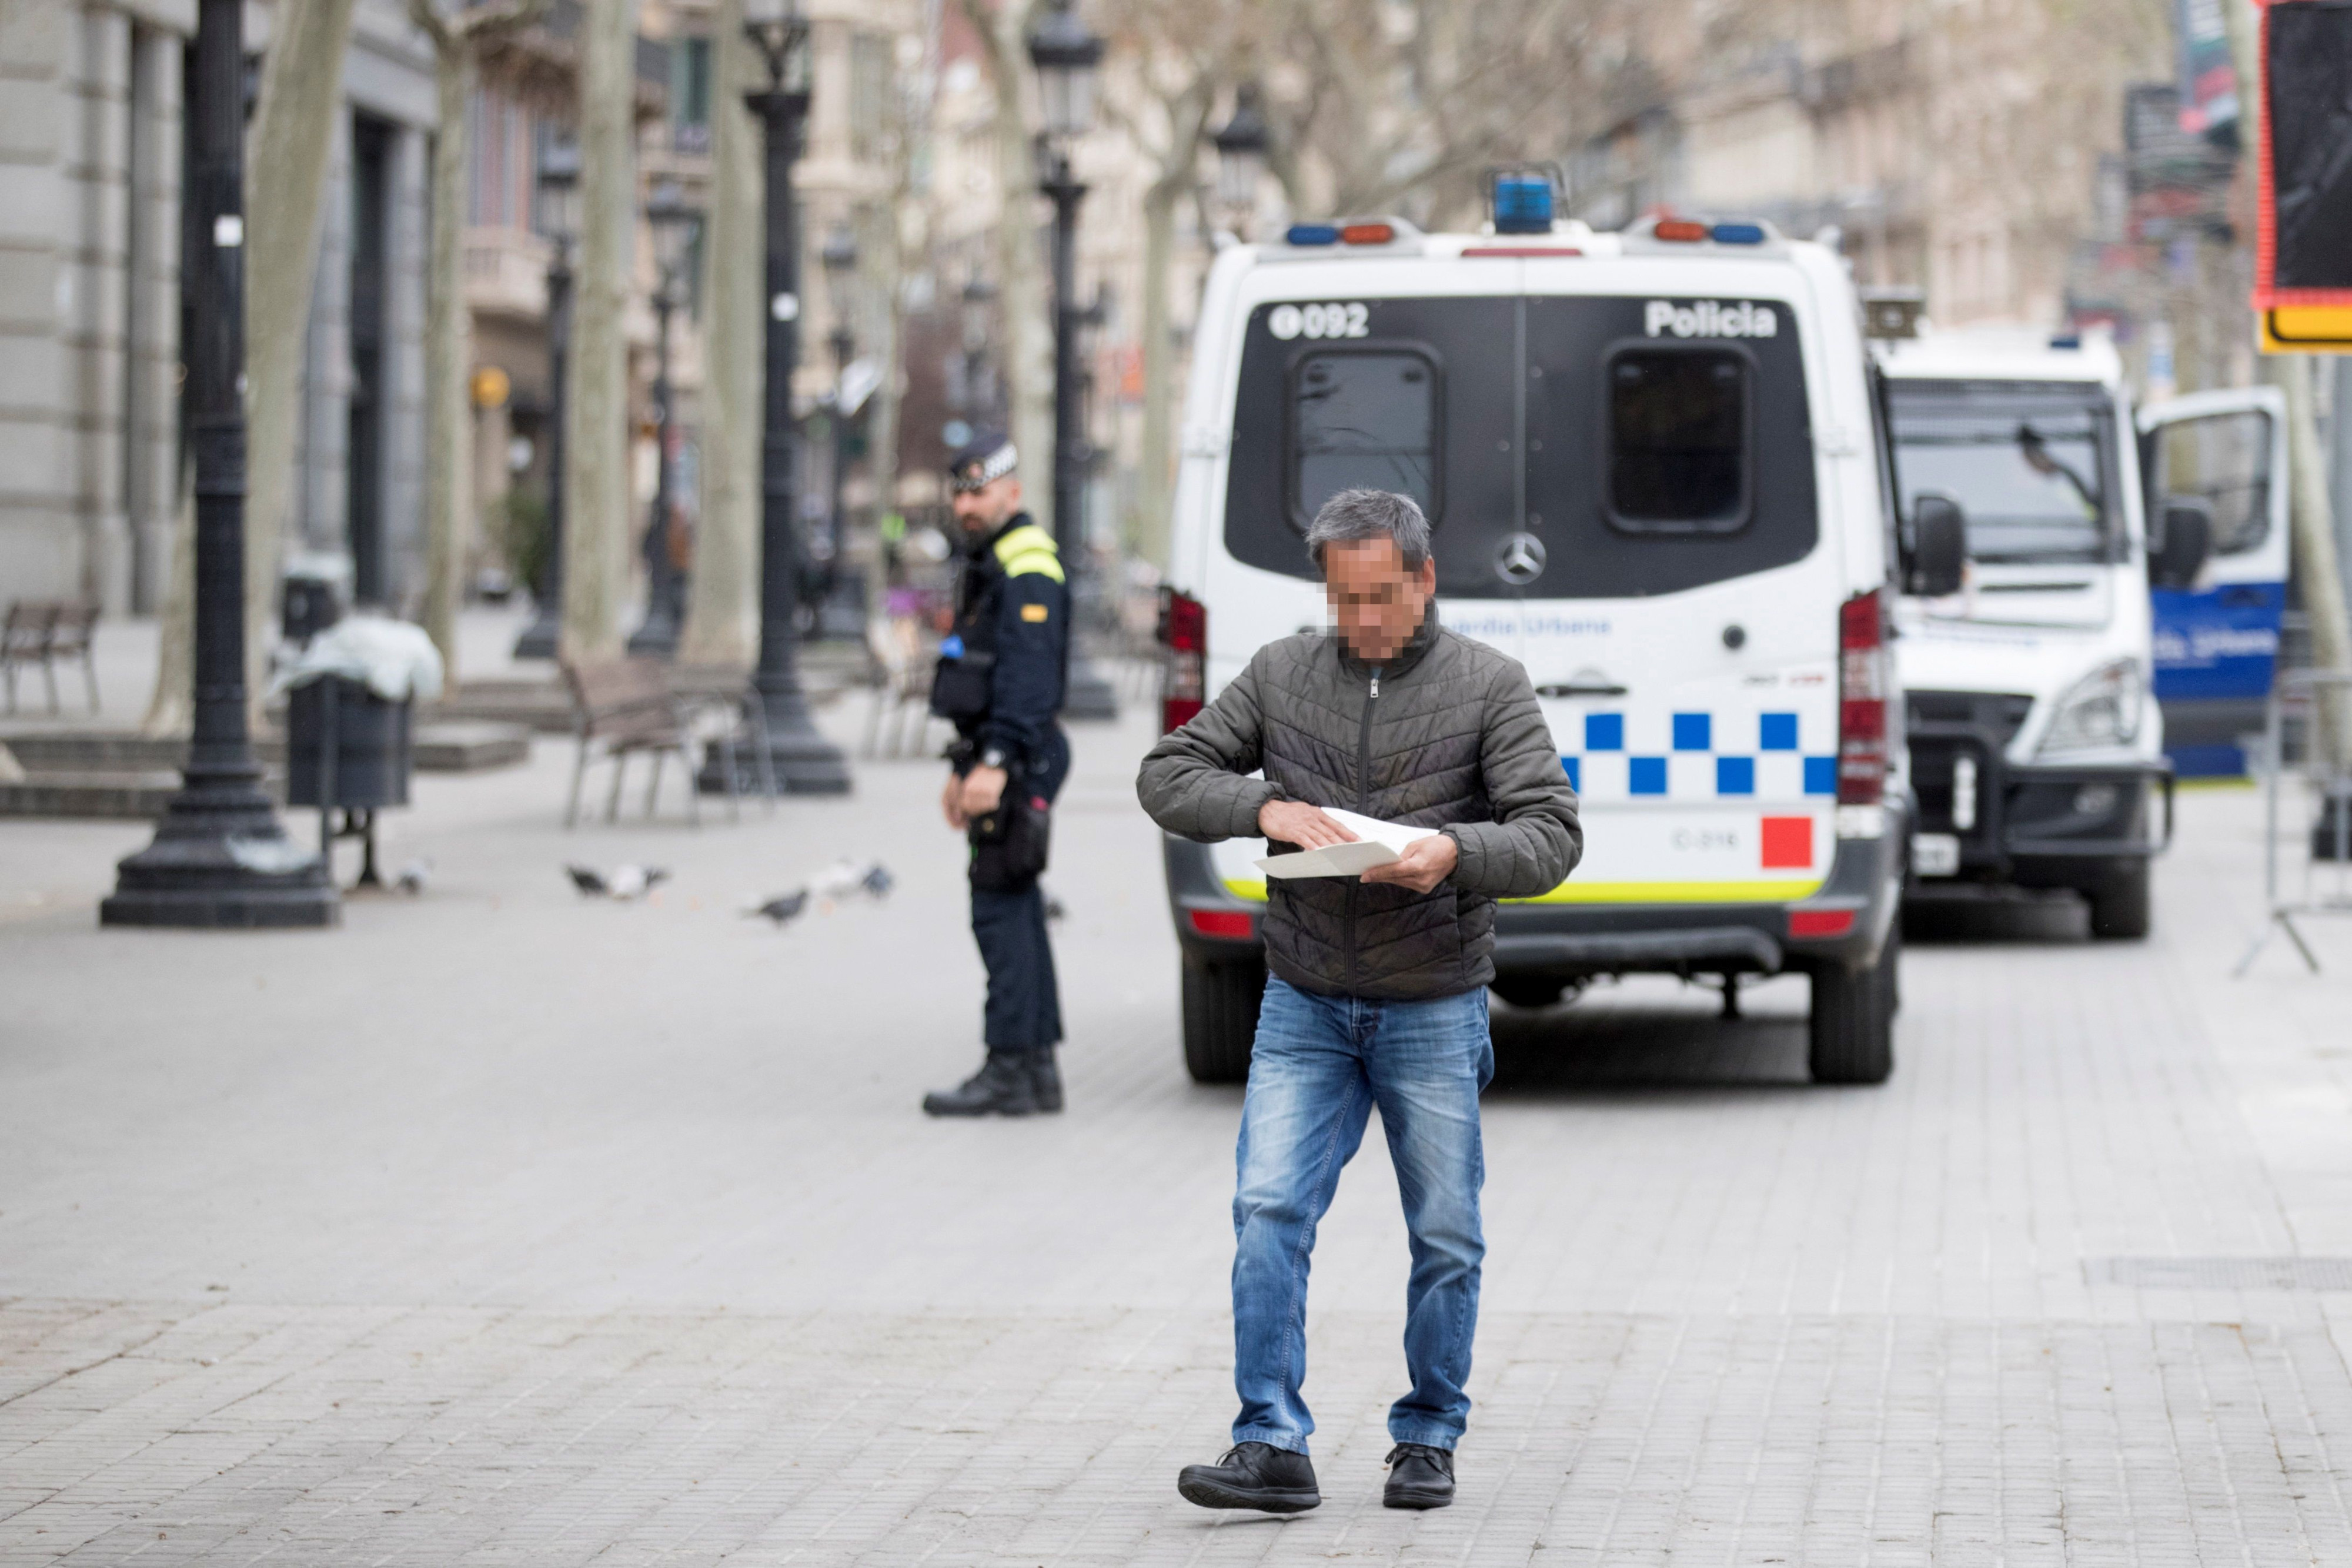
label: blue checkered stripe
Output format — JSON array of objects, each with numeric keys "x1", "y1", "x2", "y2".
[{"x1": 1560, "y1": 710, "x2": 1838, "y2": 801}]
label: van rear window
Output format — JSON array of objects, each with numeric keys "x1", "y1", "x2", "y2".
[
  {"x1": 1222, "y1": 294, "x2": 1815, "y2": 599},
  {"x1": 1607, "y1": 347, "x2": 1750, "y2": 530},
  {"x1": 1291, "y1": 350, "x2": 1439, "y2": 526}
]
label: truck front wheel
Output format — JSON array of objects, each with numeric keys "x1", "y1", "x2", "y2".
[
  {"x1": 2086, "y1": 859, "x2": 2152, "y2": 940},
  {"x1": 1181, "y1": 956, "x2": 1265, "y2": 1084}
]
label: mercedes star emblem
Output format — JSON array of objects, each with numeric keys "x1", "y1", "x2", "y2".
[{"x1": 1494, "y1": 532, "x2": 1547, "y2": 586}]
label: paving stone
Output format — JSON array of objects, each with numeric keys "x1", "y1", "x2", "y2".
[{"x1": 10, "y1": 694, "x2": 2352, "y2": 1560}]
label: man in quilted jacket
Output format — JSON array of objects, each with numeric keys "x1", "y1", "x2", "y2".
[{"x1": 1137, "y1": 488, "x2": 1582, "y2": 1514}]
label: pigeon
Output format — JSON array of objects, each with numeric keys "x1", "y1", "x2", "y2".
[
  {"x1": 744, "y1": 889, "x2": 810, "y2": 925},
  {"x1": 1044, "y1": 892, "x2": 1067, "y2": 923},
  {"x1": 394, "y1": 857, "x2": 432, "y2": 895},
  {"x1": 566, "y1": 864, "x2": 669, "y2": 901},
  {"x1": 810, "y1": 857, "x2": 893, "y2": 902}
]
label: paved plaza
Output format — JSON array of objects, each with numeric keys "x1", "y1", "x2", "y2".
[{"x1": 11, "y1": 639, "x2": 2352, "y2": 1563}]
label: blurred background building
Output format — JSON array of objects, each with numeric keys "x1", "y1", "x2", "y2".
[{"x1": 0, "y1": 0, "x2": 2334, "y2": 642}]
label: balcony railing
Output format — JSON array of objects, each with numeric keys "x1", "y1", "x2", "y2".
[{"x1": 465, "y1": 228, "x2": 554, "y2": 322}]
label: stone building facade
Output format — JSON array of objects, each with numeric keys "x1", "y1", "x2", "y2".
[{"x1": 0, "y1": 0, "x2": 436, "y2": 616}]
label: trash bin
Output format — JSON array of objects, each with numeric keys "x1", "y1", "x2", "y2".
[
  {"x1": 285, "y1": 676, "x2": 413, "y2": 811},
  {"x1": 272, "y1": 614, "x2": 441, "y2": 887}
]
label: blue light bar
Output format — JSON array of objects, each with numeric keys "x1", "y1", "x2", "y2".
[
  {"x1": 1710, "y1": 222, "x2": 1767, "y2": 245},
  {"x1": 1285, "y1": 223, "x2": 1340, "y2": 246},
  {"x1": 1492, "y1": 174, "x2": 1554, "y2": 235}
]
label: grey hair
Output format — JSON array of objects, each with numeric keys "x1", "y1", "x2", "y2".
[{"x1": 1303, "y1": 489, "x2": 1432, "y2": 571}]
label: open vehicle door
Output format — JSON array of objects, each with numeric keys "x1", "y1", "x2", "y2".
[{"x1": 2137, "y1": 386, "x2": 2290, "y2": 776}]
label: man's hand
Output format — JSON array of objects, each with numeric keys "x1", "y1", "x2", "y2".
[
  {"x1": 1361, "y1": 832, "x2": 1459, "y2": 894},
  {"x1": 1259, "y1": 798, "x2": 1357, "y2": 850},
  {"x1": 941, "y1": 770, "x2": 969, "y2": 829},
  {"x1": 958, "y1": 764, "x2": 1009, "y2": 819}
]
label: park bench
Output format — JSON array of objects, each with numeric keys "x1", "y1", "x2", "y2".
[
  {"x1": 558, "y1": 660, "x2": 777, "y2": 828},
  {"x1": 559, "y1": 659, "x2": 700, "y2": 828},
  {"x1": 2, "y1": 600, "x2": 99, "y2": 716}
]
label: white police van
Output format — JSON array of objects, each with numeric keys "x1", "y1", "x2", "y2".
[
  {"x1": 1157, "y1": 181, "x2": 1932, "y2": 1086},
  {"x1": 1877, "y1": 329, "x2": 2263, "y2": 935}
]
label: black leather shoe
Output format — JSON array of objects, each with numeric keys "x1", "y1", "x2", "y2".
[
  {"x1": 1177, "y1": 1442, "x2": 1321, "y2": 1513},
  {"x1": 1030, "y1": 1047, "x2": 1064, "y2": 1113},
  {"x1": 921, "y1": 1050, "x2": 1038, "y2": 1117},
  {"x1": 1383, "y1": 1443, "x2": 1454, "y2": 1509}
]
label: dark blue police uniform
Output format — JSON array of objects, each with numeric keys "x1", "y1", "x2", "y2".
[{"x1": 923, "y1": 503, "x2": 1072, "y2": 1116}]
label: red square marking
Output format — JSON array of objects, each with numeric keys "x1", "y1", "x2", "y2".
[{"x1": 1760, "y1": 815, "x2": 1813, "y2": 869}]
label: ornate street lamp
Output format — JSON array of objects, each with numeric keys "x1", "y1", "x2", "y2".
[
  {"x1": 1213, "y1": 83, "x2": 1269, "y2": 233},
  {"x1": 102, "y1": 0, "x2": 336, "y2": 927},
  {"x1": 513, "y1": 141, "x2": 580, "y2": 660},
  {"x1": 1027, "y1": 0, "x2": 1118, "y2": 722},
  {"x1": 700, "y1": 0, "x2": 850, "y2": 793},
  {"x1": 627, "y1": 178, "x2": 700, "y2": 656},
  {"x1": 960, "y1": 271, "x2": 995, "y2": 420}
]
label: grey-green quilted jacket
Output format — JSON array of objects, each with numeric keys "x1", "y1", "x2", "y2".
[{"x1": 1137, "y1": 613, "x2": 1582, "y2": 1001}]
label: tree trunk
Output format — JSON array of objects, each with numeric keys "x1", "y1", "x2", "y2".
[
  {"x1": 419, "y1": 41, "x2": 475, "y2": 680},
  {"x1": 139, "y1": 462, "x2": 195, "y2": 736},
  {"x1": 679, "y1": 0, "x2": 759, "y2": 667},
  {"x1": 562, "y1": 0, "x2": 637, "y2": 662},
  {"x1": 243, "y1": 0, "x2": 360, "y2": 713},
  {"x1": 2282, "y1": 355, "x2": 2352, "y2": 765},
  {"x1": 965, "y1": 0, "x2": 1054, "y2": 536},
  {"x1": 864, "y1": 208, "x2": 904, "y2": 614},
  {"x1": 1135, "y1": 179, "x2": 1177, "y2": 571}
]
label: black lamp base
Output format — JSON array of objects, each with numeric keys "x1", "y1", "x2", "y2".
[
  {"x1": 513, "y1": 607, "x2": 560, "y2": 661},
  {"x1": 1061, "y1": 654, "x2": 1121, "y2": 723},
  {"x1": 101, "y1": 778, "x2": 338, "y2": 929},
  {"x1": 696, "y1": 687, "x2": 853, "y2": 796}
]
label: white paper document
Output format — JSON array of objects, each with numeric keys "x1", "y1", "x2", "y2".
[{"x1": 1255, "y1": 808, "x2": 1441, "y2": 880}]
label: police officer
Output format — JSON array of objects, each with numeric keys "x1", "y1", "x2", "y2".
[{"x1": 922, "y1": 434, "x2": 1072, "y2": 1118}]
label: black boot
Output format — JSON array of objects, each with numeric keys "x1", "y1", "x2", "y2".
[
  {"x1": 1030, "y1": 1047, "x2": 1064, "y2": 1113},
  {"x1": 1177, "y1": 1442, "x2": 1320, "y2": 1513},
  {"x1": 1382, "y1": 1443, "x2": 1455, "y2": 1510},
  {"x1": 921, "y1": 1049, "x2": 1039, "y2": 1117}
]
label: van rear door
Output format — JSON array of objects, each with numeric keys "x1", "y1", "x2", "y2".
[
  {"x1": 2137, "y1": 386, "x2": 2290, "y2": 775},
  {"x1": 1515, "y1": 283, "x2": 1842, "y2": 904}
]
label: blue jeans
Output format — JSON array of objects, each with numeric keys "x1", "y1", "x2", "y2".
[{"x1": 1230, "y1": 977, "x2": 1494, "y2": 1455}]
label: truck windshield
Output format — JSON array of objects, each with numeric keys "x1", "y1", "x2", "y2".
[{"x1": 1887, "y1": 380, "x2": 2120, "y2": 565}]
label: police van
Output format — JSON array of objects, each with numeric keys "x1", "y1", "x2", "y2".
[
  {"x1": 1157, "y1": 183, "x2": 1938, "y2": 1087},
  {"x1": 1877, "y1": 329, "x2": 2264, "y2": 934}
]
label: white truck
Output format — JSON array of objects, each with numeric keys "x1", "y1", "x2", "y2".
[
  {"x1": 1876, "y1": 329, "x2": 2267, "y2": 934},
  {"x1": 1156, "y1": 186, "x2": 1949, "y2": 1087}
]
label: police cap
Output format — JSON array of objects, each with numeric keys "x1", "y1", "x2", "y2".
[{"x1": 947, "y1": 432, "x2": 1017, "y2": 493}]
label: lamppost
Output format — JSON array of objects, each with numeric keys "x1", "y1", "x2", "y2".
[
  {"x1": 960, "y1": 271, "x2": 995, "y2": 425},
  {"x1": 102, "y1": 0, "x2": 336, "y2": 927},
  {"x1": 627, "y1": 178, "x2": 699, "y2": 656},
  {"x1": 816, "y1": 222, "x2": 862, "y2": 638},
  {"x1": 514, "y1": 142, "x2": 580, "y2": 660},
  {"x1": 1212, "y1": 83, "x2": 1269, "y2": 238},
  {"x1": 1027, "y1": 0, "x2": 1118, "y2": 722},
  {"x1": 701, "y1": 0, "x2": 850, "y2": 793}
]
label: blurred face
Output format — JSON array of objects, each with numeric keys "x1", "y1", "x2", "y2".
[
  {"x1": 951, "y1": 473, "x2": 1022, "y2": 535},
  {"x1": 1322, "y1": 537, "x2": 1435, "y2": 664}
]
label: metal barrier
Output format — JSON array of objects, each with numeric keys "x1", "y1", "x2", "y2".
[{"x1": 2235, "y1": 667, "x2": 2352, "y2": 975}]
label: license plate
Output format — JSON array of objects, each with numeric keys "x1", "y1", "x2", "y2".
[{"x1": 1912, "y1": 833, "x2": 1960, "y2": 878}]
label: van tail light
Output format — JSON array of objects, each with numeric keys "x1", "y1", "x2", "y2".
[
  {"x1": 1838, "y1": 588, "x2": 1889, "y2": 805},
  {"x1": 1188, "y1": 908, "x2": 1256, "y2": 939},
  {"x1": 1158, "y1": 587, "x2": 1207, "y2": 733}
]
